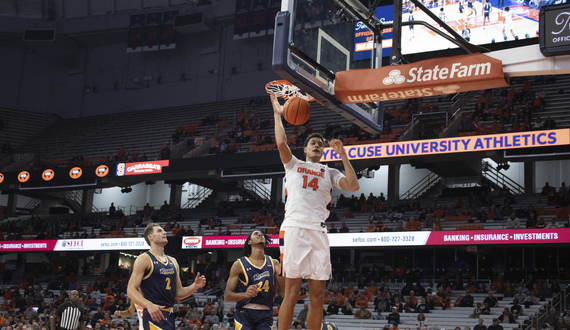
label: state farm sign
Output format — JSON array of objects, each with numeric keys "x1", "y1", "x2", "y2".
[{"x1": 334, "y1": 53, "x2": 508, "y2": 103}]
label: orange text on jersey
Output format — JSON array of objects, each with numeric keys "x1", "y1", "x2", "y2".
[{"x1": 297, "y1": 167, "x2": 325, "y2": 178}]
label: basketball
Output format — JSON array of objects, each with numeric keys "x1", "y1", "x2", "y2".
[{"x1": 283, "y1": 97, "x2": 311, "y2": 125}]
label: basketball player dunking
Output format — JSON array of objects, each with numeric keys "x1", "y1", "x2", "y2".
[
  {"x1": 224, "y1": 231, "x2": 281, "y2": 330},
  {"x1": 270, "y1": 94, "x2": 360, "y2": 330},
  {"x1": 127, "y1": 223, "x2": 206, "y2": 330}
]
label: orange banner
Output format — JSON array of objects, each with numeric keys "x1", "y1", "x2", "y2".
[{"x1": 335, "y1": 53, "x2": 508, "y2": 103}]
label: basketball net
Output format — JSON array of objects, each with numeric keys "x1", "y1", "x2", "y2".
[{"x1": 265, "y1": 80, "x2": 317, "y2": 102}]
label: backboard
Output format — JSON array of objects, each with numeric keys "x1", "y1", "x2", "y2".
[{"x1": 272, "y1": 0, "x2": 385, "y2": 133}]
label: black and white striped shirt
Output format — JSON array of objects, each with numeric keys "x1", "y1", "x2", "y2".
[{"x1": 55, "y1": 302, "x2": 85, "y2": 330}]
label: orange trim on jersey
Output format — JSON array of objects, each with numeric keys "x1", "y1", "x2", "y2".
[{"x1": 279, "y1": 230, "x2": 285, "y2": 239}]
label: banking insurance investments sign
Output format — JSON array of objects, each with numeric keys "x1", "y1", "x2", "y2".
[{"x1": 334, "y1": 53, "x2": 507, "y2": 103}]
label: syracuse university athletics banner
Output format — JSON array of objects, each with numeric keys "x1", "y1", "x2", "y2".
[
  {"x1": 319, "y1": 129, "x2": 570, "y2": 162},
  {"x1": 335, "y1": 53, "x2": 508, "y2": 103}
]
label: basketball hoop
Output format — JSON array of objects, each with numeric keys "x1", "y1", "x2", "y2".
[{"x1": 265, "y1": 80, "x2": 317, "y2": 102}]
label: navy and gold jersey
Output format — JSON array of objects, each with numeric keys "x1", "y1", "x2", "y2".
[
  {"x1": 236, "y1": 255, "x2": 275, "y2": 310},
  {"x1": 141, "y1": 251, "x2": 178, "y2": 308}
]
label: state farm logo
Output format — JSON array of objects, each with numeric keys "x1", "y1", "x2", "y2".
[
  {"x1": 183, "y1": 237, "x2": 201, "y2": 249},
  {"x1": 335, "y1": 53, "x2": 506, "y2": 104},
  {"x1": 382, "y1": 62, "x2": 492, "y2": 86},
  {"x1": 383, "y1": 70, "x2": 406, "y2": 85},
  {"x1": 434, "y1": 85, "x2": 460, "y2": 93}
]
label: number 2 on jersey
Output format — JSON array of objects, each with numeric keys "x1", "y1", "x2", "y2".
[
  {"x1": 165, "y1": 278, "x2": 171, "y2": 290},
  {"x1": 302, "y1": 175, "x2": 319, "y2": 191}
]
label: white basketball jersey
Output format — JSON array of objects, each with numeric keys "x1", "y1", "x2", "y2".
[
  {"x1": 282, "y1": 155, "x2": 344, "y2": 231},
  {"x1": 505, "y1": 11, "x2": 513, "y2": 24}
]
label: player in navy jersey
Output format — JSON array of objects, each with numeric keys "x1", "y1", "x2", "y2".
[
  {"x1": 224, "y1": 231, "x2": 281, "y2": 330},
  {"x1": 127, "y1": 223, "x2": 206, "y2": 330},
  {"x1": 483, "y1": 0, "x2": 492, "y2": 27}
]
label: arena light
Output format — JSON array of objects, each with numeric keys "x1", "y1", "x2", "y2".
[{"x1": 496, "y1": 162, "x2": 510, "y2": 171}]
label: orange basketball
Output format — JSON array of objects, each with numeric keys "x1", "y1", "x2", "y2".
[{"x1": 283, "y1": 97, "x2": 310, "y2": 125}]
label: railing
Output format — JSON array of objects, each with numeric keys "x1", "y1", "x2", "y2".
[
  {"x1": 396, "y1": 116, "x2": 420, "y2": 141},
  {"x1": 481, "y1": 161, "x2": 525, "y2": 195},
  {"x1": 64, "y1": 190, "x2": 83, "y2": 213},
  {"x1": 183, "y1": 186, "x2": 214, "y2": 209},
  {"x1": 243, "y1": 179, "x2": 272, "y2": 201},
  {"x1": 23, "y1": 198, "x2": 41, "y2": 211},
  {"x1": 411, "y1": 111, "x2": 448, "y2": 139},
  {"x1": 560, "y1": 284, "x2": 570, "y2": 320},
  {"x1": 399, "y1": 172, "x2": 440, "y2": 200},
  {"x1": 64, "y1": 190, "x2": 101, "y2": 213},
  {"x1": 15, "y1": 198, "x2": 41, "y2": 215},
  {"x1": 521, "y1": 287, "x2": 565, "y2": 330},
  {"x1": 449, "y1": 90, "x2": 473, "y2": 114}
]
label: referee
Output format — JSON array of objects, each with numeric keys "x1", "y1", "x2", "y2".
[{"x1": 51, "y1": 290, "x2": 86, "y2": 330}]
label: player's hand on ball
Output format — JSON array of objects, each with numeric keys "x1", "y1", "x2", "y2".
[
  {"x1": 246, "y1": 285, "x2": 258, "y2": 298},
  {"x1": 270, "y1": 94, "x2": 284, "y2": 116}
]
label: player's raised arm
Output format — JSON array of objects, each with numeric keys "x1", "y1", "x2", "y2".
[
  {"x1": 224, "y1": 260, "x2": 258, "y2": 302},
  {"x1": 272, "y1": 94, "x2": 292, "y2": 164},
  {"x1": 174, "y1": 258, "x2": 206, "y2": 301},
  {"x1": 330, "y1": 139, "x2": 360, "y2": 192}
]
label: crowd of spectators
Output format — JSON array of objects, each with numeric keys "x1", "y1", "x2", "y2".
[
  {"x1": 459, "y1": 76, "x2": 559, "y2": 136},
  {"x1": 1, "y1": 178, "x2": 569, "y2": 242},
  {"x1": 327, "y1": 183, "x2": 569, "y2": 235},
  {"x1": 0, "y1": 267, "x2": 566, "y2": 330},
  {"x1": 0, "y1": 260, "x2": 239, "y2": 330},
  {"x1": 0, "y1": 196, "x2": 286, "y2": 241},
  {"x1": 5, "y1": 73, "x2": 569, "y2": 174}
]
